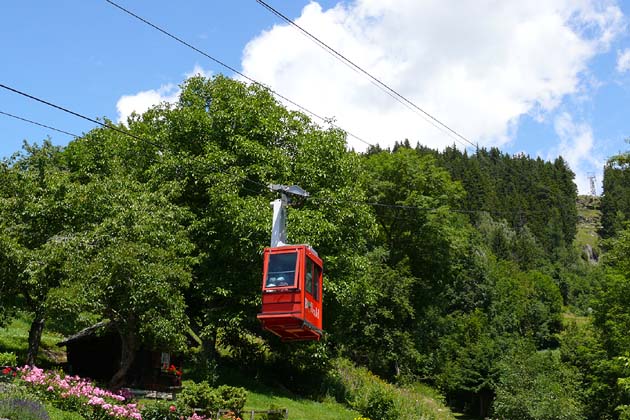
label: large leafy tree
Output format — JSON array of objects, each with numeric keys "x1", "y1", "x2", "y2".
[
  {"x1": 64, "y1": 176, "x2": 194, "y2": 388},
  {"x1": 493, "y1": 347, "x2": 584, "y2": 420},
  {"x1": 89, "y1": 75, "x2": 377, "y2": 364},
  {"x1": 0, "y1": 141, "x2": 75, "y2": 365}
]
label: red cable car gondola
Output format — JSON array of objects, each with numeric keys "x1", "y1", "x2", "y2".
[{"x1": 257, "y1": 185, "x2": 323, "y2": 341}]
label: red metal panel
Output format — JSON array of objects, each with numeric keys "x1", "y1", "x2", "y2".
[{"x1": 259, "y1": 245, "x2": 323, "y2": 341}]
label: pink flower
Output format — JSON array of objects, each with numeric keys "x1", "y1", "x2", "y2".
[{"x1": 170, "y1": 405, "x2": 177, "y2": 412}]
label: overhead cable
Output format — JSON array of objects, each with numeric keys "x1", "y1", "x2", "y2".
[
  {"x1": 0, "y1": 110, "x2": 79, "y2": 138},
  {"x1": 0, "y1": 83, "x2": 162, "y2": 149},
  {"x1": 0, "y1": 85, "x2": 557, "y2": 218},
  {"x1": 0, "y1": 82, "x2": 273, "y2": 191},
  {"x1": 254, "y1": 0, "x2": 477, "y2": 150},
  {"x1": 104, "y1": 0, "x2": 373, "y2": 148}
]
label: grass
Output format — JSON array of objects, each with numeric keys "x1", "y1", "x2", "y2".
[
  {"x1": 574, "y1": 195, "x2": 601, "y2": 252},
  {"x1": 45, "y1": 403, "x2": 86, "y2": 420},
  {"x1": 208, "y1": 366, "x2": 361, "y2": 420},
  {"x1": 0, "y1": 312, "x2": 66, "y2": 367},
  {"x1": 562, "y1": 311, "x2": 590, "y2": 327},
  {"x1": 244, "y1": 391, "x2": 361, "y2": 420}
]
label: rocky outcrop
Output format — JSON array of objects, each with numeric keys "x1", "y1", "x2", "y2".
[{"x1": 582, "y1": 244, "x2": 598, "y2": 264}]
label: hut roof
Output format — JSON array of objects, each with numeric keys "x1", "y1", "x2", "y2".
[{"x1": 58, "y1": 321, "x2": 113, "y2": 346}]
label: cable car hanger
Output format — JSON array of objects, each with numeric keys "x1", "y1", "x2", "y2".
[
  {"x1": 258, "y1": 184, "x2": 324, "y2": 341},
  {"x1": 268, "y1": 184, "x2": 309, "y2": 248}
]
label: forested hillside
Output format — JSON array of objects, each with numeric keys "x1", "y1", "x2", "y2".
[
  {"x1": 2, "y1": 75, "x2": 630, "y2": 419},
  {"x1": 601, "y1": 149, "x2": 630, "y2": 239}
]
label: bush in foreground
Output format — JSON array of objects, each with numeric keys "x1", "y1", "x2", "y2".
[
  {"x1": 0, "y1": 351, "x2": 17, "y2": 367},
  {"x1": 0, "y1": 398, "x2": 50, "y2": 420},
  {"x1": 177, "y1": 380, "x2": 247, "y2": 415}
]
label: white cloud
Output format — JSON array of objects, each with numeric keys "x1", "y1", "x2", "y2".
[
  {"x1": 116, "y1": 66, "x2": 214, "y2": 123},
  {"x1": 185, "y1": 64, "x2": 214, "y2": 79},
  {"x1": 617, "y1": 49, "x2": 630, "y2": 73},
  {"x1": 241, "y1": 0, "x2": 624, "y2": 151},
  {"x1": 548, "y1": 112, "x2": 603, "y2": 194},
  {"x1": 116, "y1": 84, "x2": 179, "y2": 123}
]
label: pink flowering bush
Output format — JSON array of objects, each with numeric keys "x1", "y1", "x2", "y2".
[
  {"x1": 16, "y1": 366, "x2": 214, "y2": 420},
  {"x1": 17, "y1": 365, "x2": 140, "y2": 420}
]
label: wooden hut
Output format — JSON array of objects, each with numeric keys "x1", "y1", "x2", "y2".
[{"x1": 58, "y1": 322, "x2": 182, "y2": 390}]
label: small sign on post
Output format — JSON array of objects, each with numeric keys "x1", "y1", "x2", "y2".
[{"x1": 160, "y1": 352, "x2": 170, "y2": 370}]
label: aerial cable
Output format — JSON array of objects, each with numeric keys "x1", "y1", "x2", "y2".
[
  {"x1": 104, "y1": 0, "x2": 374, "y2": 148},
  {"x1": 0, "y1": 89, "x2": 558, "y2": 219},
  {"x1": 0, "y1": 82, "x2": 269, "y2": 191},
  {"x1": 0, "y1": 83, "x2": 162, "y2": 150},
  {"x1": 255, "y1": 0, "x2": 549, "y2": 200},
  {"x1": 254, "y1": 0, "x2": 476, "y2": 150},
  {"x1": 255, "y1": 0, "x2": 572, "y2": 224},
  {"x1": 309, "y1": 195, "x2": 556, "y2": 216},
  {"x1": 0, "y1": 110, "x2": 80, "y2": 138}
]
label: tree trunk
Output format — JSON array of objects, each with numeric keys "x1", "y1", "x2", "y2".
[
  {"x1": 202, "y1": 327, "x2": 218, "y2": 361},
  {"x1": 109, "y1": 324, "x2": 138, "y2": 390},
  {"x1": 25, "y1": 308, "x2": 46, "y2": 366}
]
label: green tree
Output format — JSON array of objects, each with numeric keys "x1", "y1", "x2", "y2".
[
  {"x1": 0, "y1": 141, "x2": 75, "y2": 364},
  {"x1": 112, "y1": 75, "x2": 377, "y2": 369},
  {"x1": 493, "y1": 347, "x2": 584, "y2": 420},
  {"x1": 601, "y1": 151, "x2": 630, "y2": 238},
  {"x1": 65, "y1": 176, "x2": 194, "y2": 388}
]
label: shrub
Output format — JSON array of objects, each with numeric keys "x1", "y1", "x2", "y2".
[
  {"x1": 185, "y1": 347, "x2": 219, "y2": 385},
  {"x1": 0, "y1": 352, "x2": 17, "y2": 367},
  {"x1": 325, "y1": 359, "x2": 399, "y2": 420},
  {"x1": 1, "y1": 366, "x2": 17, "y2": 383},
  {"x1": 16, "y1": 365, "x2": 142, "y2": 420},
  {"x1": 178, "y1": 380, "x2": 218, "y2": 413},
  {"x1": 350, "y1": 386, "x2": 398, "y2": 420},
  {"x1": 0, "y1": 398, "x2": 50, "y2": 420},
  {"x1": 178, "y1": 381, "x2": 247, "y2": 414},
  {"x1": 0, "y1": 382, "x2": 41, "y2": 402},
  {"x1": 325, "y1": 358, "x2": 451, "y2": 420},
  {"x1": 215, "y1": 385, "x2": 247, "y2": 412},
  {"x1": 141, "y1": 401, "x2": 191, "y2": 420}
]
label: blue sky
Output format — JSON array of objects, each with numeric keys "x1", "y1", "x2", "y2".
[{"x1": 2, "y1": 0, "x2": 630, "y2": 194}]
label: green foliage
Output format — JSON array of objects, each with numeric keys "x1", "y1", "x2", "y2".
[
  {"x1": 0, "y1": 141, "x2": 77, "y2": 363},
  {"x1": 178, "y1": 380, "x2": 217, "y2": 412},
  {"x1": 215, "y1": 385, "x2": 247, "y2": 412},
  {"x1": 0, "y1": 382, "x2": 42, "y2": 402},
  {"x1": 559, "y1": 320, "x2": 618, "y2": 420},
  {"x1": 325, "y1": 359, "x2": 453, "y2": 420},
  {"x1": 600, "y1": 151, "x2": 630, "y2": 238},
  {"x1": 43, "y1": 403, "x2": 86, "y2": 420},
  {"x1": 185, "y1": 347, "x2": 219, "y2": 385},
  {"x1": 140, "y1": 401, "x2": 189, "y2": 420},
  {"x1": 594, "y1": 273, "x2": 630, "y2": 356},
  {"x1": 476, "y1": 212, "x2": 544, "y2": 270},
  {"x1": 493, "y1": 348, "x2": 584, "y2": 420},
  {"x1": 0, "y1": 351, "x2": 17, "y2": 366},
  {"x1": 0, "y1": 398, "x2": 50, "y2": 420},
  {"x1": 413, "y1": 144, "x2": 579, "y2": 258},
  {"x1": 178, "y1": 381, "x2": 246, "y2": 414},
  {"x1": 488, "y1": 263, "x2": 563, "y2": 347},
  {"x1": 329, "y1": 249, "x2": 419, "y2": 379},
  {"x1": 616, "y1": 356, "x2": 630, "y2": 420}
]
